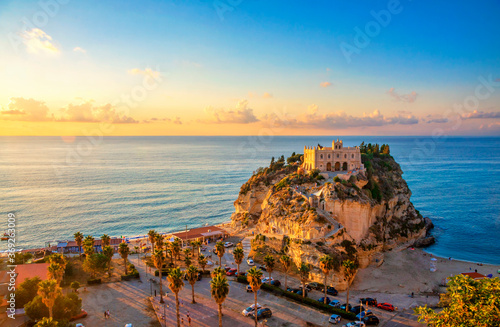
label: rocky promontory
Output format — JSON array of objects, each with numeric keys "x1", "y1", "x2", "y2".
[{"x1": 231, "y1": 144, "x2": 433, "y2": 290}]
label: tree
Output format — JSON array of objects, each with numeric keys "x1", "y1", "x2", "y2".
[
  {"x1": 47, "y1": 263, "x2": 65, "y2": 285},
  {"x1": 198, "y1": 254, "x2": 208, "y2": 272},
  {"x1": 155, "y1": 234, "x2": 164, "y2": 251},
  {"x1": 82, "y1": 253, "x2": 107, "y2": 278},
  {"x1": 319, "y1": 255, "x2": 335, "y2": 304},
  {"x1": 74, "y1": 232, "x2": 84, "y2": 260},
  {"x1": 342, "y1": 259, "x2": 357, "y2": 311},
  {"x1": 280, "y1": 255, "x2": 292, "y2": 291},
  {"x1": 215, "y1": 241, "x2": 225, "y2": 266},
  {"x1": 186, "y1": 265, "x2": 199, "y2": 304},
  {"x1": 211, "y1": 266, "x2": 225, "y2": 278},
  {"x1": 82, "y1": 235, "x2": 95, "y2": 257},
  {"x1": 415, "y1": 275, "x2": 500, "y2": 326},
  {"x1": 101, "y1": 234, "x2": 111, "y2": 247},
  {"x1": 210, "y1": 273, "x2": 230, "y2": 327},
  {"x1": 70, "y1": 281, "x2": 80, "y2": 293},
  {"x1": 35, "y1": 317, "x2": 58, "y2": 327},
  {"x1": 247, "y1": 267, "x2": 263, "y2": 327},
  {"x1": 53, "y1": 292, "x2": 82, "y2": 320},
  {"x1": 298, "y1": 262, "x2": 310, "y2": 298},
  {"x1": 263, "y1": 254, "x2": 275, "y2": 279},
  {"x1": 15, "y1": 277, "x2": 41, "y2": 308},
  {"x1": 192, "y1": 240, "x2": 202, "y2": 258},
  {"x1": 24, "y1": 295, "x2": 49, "y2": 320},
  {"x1": 47, "y1": 254, "x2": 67, "y2": 270},
  {"x1": 102, "y1": 245, "x2": 114, "y2": 277},
  {"x1": 184, "y1": 248, "x2": 192, "y2": 265},
  {"x1": 153, "y1": 249, "x2": 165, "y2": 303},
  {"x1": 37, "y1": 279, "x2": 61, "y2": 318},
  {"x1": 118, "y1": 242, "x2": 130, "y2": 275},
  {"x1": 148, "y1": 230, "x2": 157, "y2": 253},
  {"x1": 233, "y1": 247, "x2": 244, "y2": 275},
  {"x1": 171, "y1": 239, "x2": 181, "y2": 263},
  {"x1": 167, "y1": 268, "x2": 185, "y2": 327}
]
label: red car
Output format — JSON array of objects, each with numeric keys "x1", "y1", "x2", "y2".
[
  {"x1": 69, "y1": 309, "x2": 88, "y2": 321},
  {"x1": 377, "y1": 302, "x2": 395, "y2": 311},
  {"x1": 226, "y1": 268, "x2": 237, "y2": 276}
]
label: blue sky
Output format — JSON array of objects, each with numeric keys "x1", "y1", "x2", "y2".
[{"x1": 0, "y1": 0, "x2": 499, "y2": 135}]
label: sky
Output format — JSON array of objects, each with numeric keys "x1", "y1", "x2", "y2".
[{"x1": 0, "y1": 0, "x2": 499, "y2": 136}]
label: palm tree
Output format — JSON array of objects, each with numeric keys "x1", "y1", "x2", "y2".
[
  {"x1": 184, "y1": 248, "x2": 192, "y2": 259},
  {"x1": 37, "y1": 279, "x2": 61, "y2": 318},
  {"x1": 233, "y1": 247, "x2": 244, "y2": 275},
  {"x1": 153, "y1": 249, "x2": 165, "y2": 303},
  {"x1": 299, "y1": 262, "x2": 310, "y2": 298},
  {"x1": 48, "y1": 254, "x2": 67, "y2": 270},
  {"x1": 102, "y1": 245, "x2": 114, "y2": 277},
  {"x1": 155, "y1": 234, "x2": 164, "y2": 251},
  {"x1": 280, "y1": 255, "x2": 292, "y2": 290},
  {"x1": 210, "y1": 273, "x2": 230, "y2": 327},
  {"x1": 172, "y1": 239, "x2": 181, "y2": 263},
  {"x1": 247, "y1": 267, "x2": 263, "y2": 327},
  {"x1": 118, "y1": 242, "x2": 130, "y2": 275},
  {"x1": 198, "y1": 254, "x2": 207, "y2": 272},
  {"x1": 342, "y1": 259, "x2": 357, "y2": 311},
  {"x1": 211, "y1": 266, "x2": 226, "y2": 278},
  {"x1": 101, "y1": 234, "x2": 111, "y2": 247},
  {"x1": 83, "y1": 235, "x2": 95, "y2": 257},
  {"x1": 165, "y1": 241, "x2": 174, "y2": 264},
  {"x1": 147, "y1": 230, "x2": 157, "y2": 254},
  {"x1": 192, "y1": 240, "x2": 202, "y2": 258},
  {"x1": 319, "y1": 255, "x2": 334, "y2": 303},
  {"x1": 263, "y1": 254, "x2": 275, "y2": 279},
  {"x1": 35, "y1": 317, "x2": 58, "y2": 327},
  {"x1": 167, "y1": 268, "x2": 185, "y2": 327},
  {"x1": 47, "y1": 263, "x2": 64, "y2": 285},
  {"x1": 74, "y1": 232, "x2": 84, "y2": 260},
  {"x1": 186, "y1": 265, "x2": 199, "y2": 303},
  {"x1": 215, "y1": 241, "x2": 225, "y2": 267}
]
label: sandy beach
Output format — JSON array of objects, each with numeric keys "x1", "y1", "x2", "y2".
[{"x1": 353, "y1": 246, "x2": 500, "y2": 296}]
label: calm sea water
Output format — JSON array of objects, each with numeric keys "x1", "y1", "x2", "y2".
[{"x1": 1, "y1": 136, "x2": 499, "y2": 264}]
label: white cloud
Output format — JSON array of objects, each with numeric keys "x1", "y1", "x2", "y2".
[
  {"x1": 320, "y1": 81, "x2": 332, "y2": 88},
  {"x1": 0, "y1": 98, "x2": 52, "y2": 121},
  {"x1": 386, "y1": 88, "x2": 418, "y2": 103},
  {"x1": 202, "y1": 100, "x2": 259, "y2": 124},
  {"x1": 262, "y1": 92, "x2": 273, "y2": 99},
  {"x1": 127, "y1": 68, "x2": 161, "y2": 79},
  {"x1": 20, "y1": 28, "x2": 59, "y2": 55},
  {"x1": 59, "y1": 101, "x2": 138, "y2": 123},
  {"x1": 462, "y1": 110, "x2": 500, "y2": 119},
  {"x1": 73, "y1": 47, "x2": 86, "y2": 54}
]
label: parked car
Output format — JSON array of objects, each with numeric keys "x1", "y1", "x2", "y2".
[
  {"x1": 246, "y1": 285, "x2": 253, "y2": 292},
  {"x1": 356, "y1": 310, "x2": 373, "y2": 320},
  {"x1": 318, "y1": 297, "x2": 331, "y2": 305},
  {"x1": 350, "y1": 305, "x2": 365, "y2": 314},
  {"x1": 307, "y1": 282, "x2": 323, "y2": 290},
  {"x1": 377, "y1": 302, "x2": 395, "y2": 311},
  {"x1": 270, "y1": 280, "x2": 281, "y2": 287},
  {"x1": 75, "y1": 324, "x2": 85, "y2": 327},
  {"x1": 70, "y1": 310, "x2": 88, "y2": 321},
  {"x1": 261, "y1": 277, "x2": 274, "y2": 284},
  {"x1": 329, "y1": 314, "x2": 341, "y2": 324},
  {"x1": 246, "y1": 258, "x2": 255, "y2": 265},
  {"x1": 235, "y1": 271, "x2": 246, "y2": 277},
  {"x1": 324, "y1": 286, "x2": 339, "y2": 296},
  {"x1": 249, "y1": 308, "x2": 272, "y2": 320},
  {"x1": 287, "y1": 287, "x2": 307, "y2": 296},
  {"x1": 359, "y1": 298, "x2": 377, "y2": 306},
  {"x1": 329, "y1": 299, "x2": 341, "y2": 308},
  {"x1": 125, "y1": 325, "x2": 133, "y2": 327},
  {"x1": 224, "y1": 242, "x2": 234, "y2": 247},
  {"x1": 342, "y1": 322, "x2": 365, "y2": 327},
  {"x1": 224, "y1": 267, "x2": 231, "y2": 272},
  {"x1": 258, "y1": 265, "x2": 267, "y2": 271},
  {"x1": 226, "y1": 268, "x2": 237, "y2": 276},
  {"x1": 241, "y1": 303, "x2": 262, "y2": 316},
  {"x1": 362, "y1": 315, "x2": 380, "y2": 325},
  {"x1": 340, "y1": 303, "x2": 352, "y2": 311}
]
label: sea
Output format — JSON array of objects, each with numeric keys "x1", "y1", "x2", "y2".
[{"x1": 1, "y1": 136, "x2": 499, "y2": 264}]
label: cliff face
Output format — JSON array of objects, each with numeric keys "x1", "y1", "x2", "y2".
[{"x1": 231, "y1": 151, "x2": 431, "y2": 289}]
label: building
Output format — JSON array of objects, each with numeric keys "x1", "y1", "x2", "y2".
[
  {"x1": 170, "y1": 225, "x2": 228, "y2": 247},
  {"x1": 14, "y1": 263, "x2": 50, "y2": 287},
  {"x1": 56, "y1": 237, "x2": 123, "y2": 254},
  {"x1": 303, "y1": 139, "x2": 364, "y2": 172}
]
